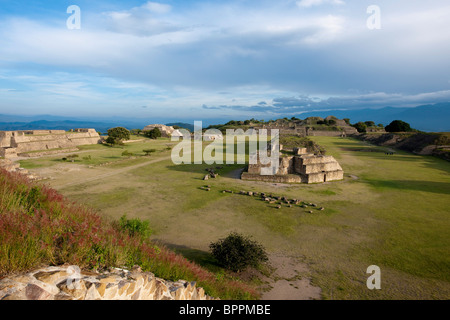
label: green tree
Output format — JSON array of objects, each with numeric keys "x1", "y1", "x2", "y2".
[
  {"x1": 144, "y1": 128, "x2": 162, "y2": 139},
  {"x1": 385, "y1": 120, "x2": 412, "y2": 132},
  {"x1": 105, "y1": 136, "x2": 124, "y2": 146},
  {"x1": 107, "y1": 127, "x2": 130, "y2": 142},
  {"x1": 209, "y1": 232, "x2": 268, "y2": 272},
  {"x1": 364, "y1": 121, "x2": 376, "y2": 127},
  {"x1": 353, "y1": 122, "x2": 367, "y2": 133}
]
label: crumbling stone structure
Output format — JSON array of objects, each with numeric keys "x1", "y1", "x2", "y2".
[
  {"x1": 257, "y1": 116, "x2": 358, "y2": 137},
  {"x1": 242, "y1": 148, "x2": 343, "y2": 184},
  {"x1": 0, "y1": 158, "x2": 40, "y2": 180},
  {"x1": 0, "y1": 265, "x2": 216, "y2": 300},
  {"x1": 0, "y1": 129, "x2": 101, "y2": 158},
  {"x1": 143, "y1": 124, "x2": 176, "y2": 138}
]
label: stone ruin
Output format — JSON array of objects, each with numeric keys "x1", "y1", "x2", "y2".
[
  {"x1": 142, "y1": 124, "x2": 176, "y2": 138},
  {"x1": 0, "y1": 129, "x2": 101, "y2": 159},
  {"x1": 0, "y1": 158, "x2": 40, "y2": 180},
  {"x1": 241, "y1": 146, "x2": 344, "y2": 184},
  {"x1": 0, "y1": 265, "x2": 216, "y2": 300},
  {"x1": 256, "y1": 116, "x2": 358, "y2": 137}
]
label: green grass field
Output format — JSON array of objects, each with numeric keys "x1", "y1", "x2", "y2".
[{"x1": 24, "y1": 135, "x2": 450, "y2": 299}]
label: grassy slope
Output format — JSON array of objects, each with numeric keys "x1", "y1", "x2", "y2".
[
  {"x1": 20, "y1": 135, "x2": 450, "y2": 299},
  {"x1": 0, "y1": 167, "x2": 257, "y2": 300},
  {"x1": 306, "y1": 136, "x2": 450, "y2": 299}
]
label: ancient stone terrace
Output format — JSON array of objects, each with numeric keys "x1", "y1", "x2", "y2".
[
  {"x1": 257, "y1": 116, "x2": 358, "y2": 137},
  {"x1": 0, "y1": 129, "x2": 101, "y2": 158},
  {"x1": 242, "y1": 146, "x2": 344, "y2": 184}
]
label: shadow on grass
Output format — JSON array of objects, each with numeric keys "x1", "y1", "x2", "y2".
[
  {"x1": 365, "y1": 179, "x2": 450, "y2": 195},
  {"x1": 154, "y1": 240, "x2": 223, "y2": 273},
  {"x1": 166, "y1": 163, "x2": 246, "y2": 178},
  {"x1": 333, "y1": 139, "x2": 450, "y2": 174}
]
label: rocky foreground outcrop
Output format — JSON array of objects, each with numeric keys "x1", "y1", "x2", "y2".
[
  {"x1": 0, "y1": 265, "x2": 216, "y2": 300},
  {"x1": 0, "y1": 159, "x2": 39, "y2": 180}
]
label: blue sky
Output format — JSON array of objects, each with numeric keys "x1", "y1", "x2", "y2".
[{"x1": 0, "y1": 0, "x2": 449, "y2": 121}]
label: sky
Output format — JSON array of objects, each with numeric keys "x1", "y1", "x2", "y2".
[{"x1": 0, "y1": 0, "x2": 449, "y2": 122}]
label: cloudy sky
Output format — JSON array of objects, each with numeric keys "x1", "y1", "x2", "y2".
[{"x1": 0, "y1": 0, "x2": 449, "y2": 121}]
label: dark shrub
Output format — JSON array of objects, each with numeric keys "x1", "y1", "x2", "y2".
[
  {"x1": 385, "y1": 120, "x2": 412, "y2": 132},
  {"x1": 143, "y1": 149, "x2": 157, "y2": 156},
  {"x1": 144, "y1": 128, "x2": 162, "y2": 139},
  {"x1": 209, "y1": 232, "x2": 268, "y2": 272},
  {"x1": 352, "y1": 122, "x2": 367, "y2": 133}
]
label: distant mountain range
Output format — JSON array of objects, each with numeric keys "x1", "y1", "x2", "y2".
[
  {"x1": 296, "y1": 102, "x2": 450, "y2": 132},
  {"x1": 0, "y1": 102, "x2": 449, "y2": 133},
  {"x1": 0, "y1": 120, "x2": 123, "y2": 134}
]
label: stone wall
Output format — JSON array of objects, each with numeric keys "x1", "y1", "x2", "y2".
[
  {"x1": 277, "y1": 156, "x2": 296, "y2": 175},
  {"x1": 18, "y1": 148, "x2": 79, "y2": 158},
  {"x1": 0, "y1": 147, "x2": 17, "y2": 158},
  {"x1": 258, "y1": 118, "x2": 357, "y2": 137},
  {"x1": 243, "y1": 152, "x2": 344, "y2": 184},
  {"x1": 241, "y1": 172, "x2": 303, "y2": 183},
  {"x1": 0, "y1": 129, "x2": 101, "y2": 158},
  {"x1": 303, "y1": 170, "x2": 344, "y2": 184},
  {"x1": 306, "y1": 130, "x2": 344, "y2": 137},
  {"x1": 0, "y1": 265, "x2": 216, "y2": 300}
]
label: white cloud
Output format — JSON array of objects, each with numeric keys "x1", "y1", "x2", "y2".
[
  {"x1": 296, "y1": 0, "x2": 345, "y2": 8},
  {"x1": 0, "y1": 0, "x2": 449, "y2": 118},
  {"x1": 142, "y1": 1, "x2": 172, "y2": 14}
]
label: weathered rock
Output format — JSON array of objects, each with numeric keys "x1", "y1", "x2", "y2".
[
  {"x1": 0, "y1": 265, "x2": 217, "y2": 301},
  {"x1": 34, "y1": 270, "x2": 69, "y2": 285},
  {"x1": 25, "y1": 283, "x2": 53, "y2": 300}
]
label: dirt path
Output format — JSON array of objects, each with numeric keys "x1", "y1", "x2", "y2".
[
  {"x1": 26, "y1": 153, "x2": 323, "y2": 300},
  {"x1": 259, "y1": 253, "x2": 322, "y2": 300},
  {"x1": 55, "y1": 155, "x2": 173, "y2": 189}
]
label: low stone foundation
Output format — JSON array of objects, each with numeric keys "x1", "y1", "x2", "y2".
[
  {"x1": 0, "y1": 265, "x2": 217, "y2": 300},
  {"x1": 17, "y1": 148, "x2": 79, "y2": 157},
  {"x1": 0, "y1": 159, "x2": 40, "y2": 180},
  {"x1": 241, "y1": 172, "x2": 303, "y2": 183}
]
